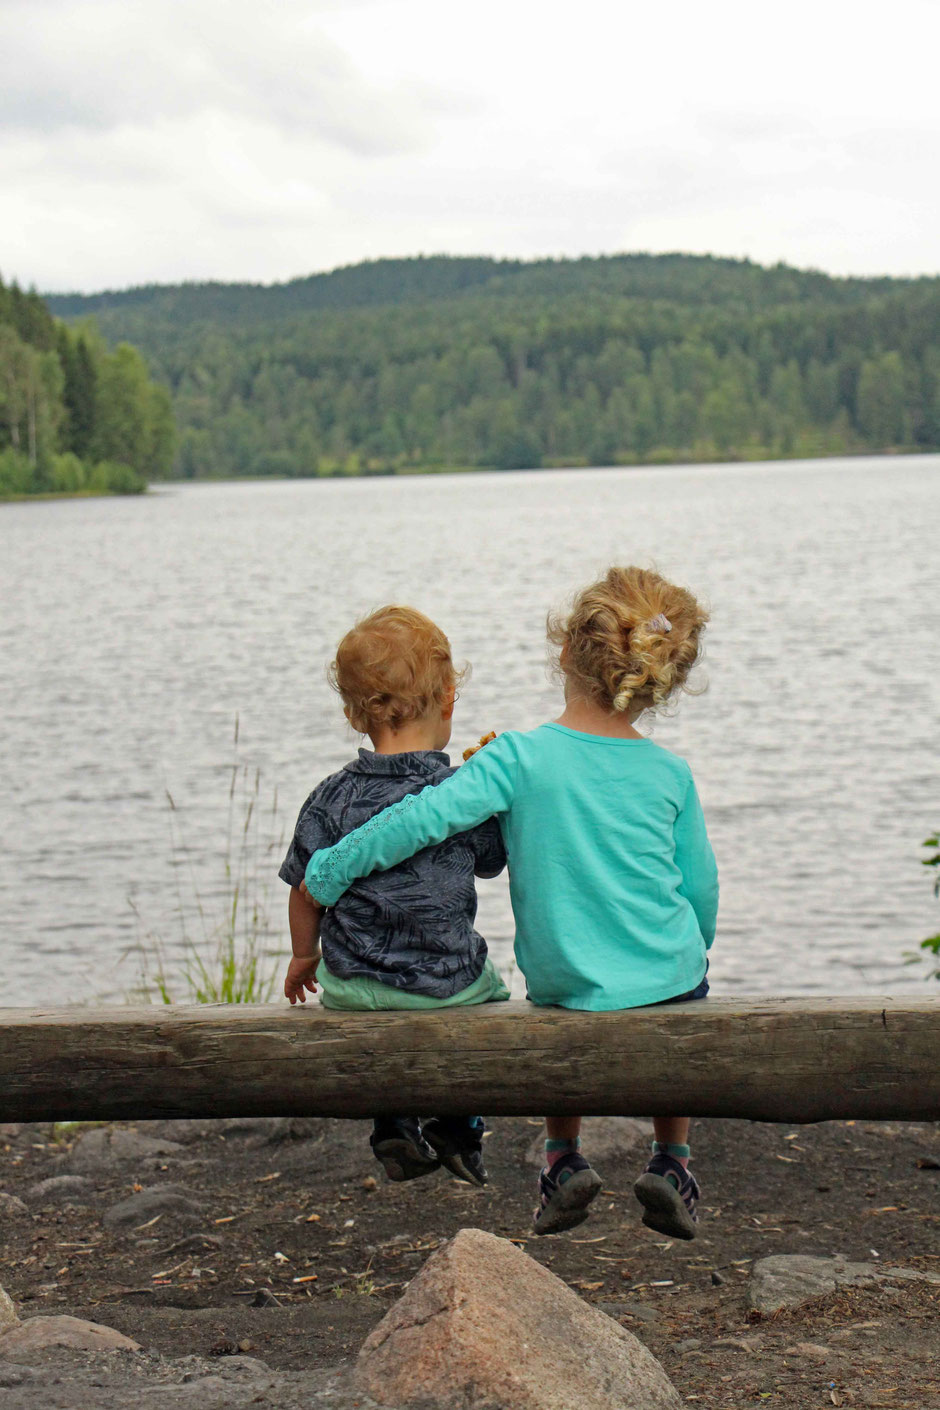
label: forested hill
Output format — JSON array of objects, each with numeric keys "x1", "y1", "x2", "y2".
[
  {"x1": 47, "y1": 253, "x2": 940, "y2": 478},
  {"x1": 0, "y1": 276, "x2": 175, "y2": 497}
]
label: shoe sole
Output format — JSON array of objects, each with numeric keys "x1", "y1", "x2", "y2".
[
  {"x1": 634, "y1": 1172, "x2": 697, "y2": 1240},
  {"x1": 422, "y1": 1132, "x2": 487, "y2": 1187},
  {"x1": 533, "y1": 1167, "x2": 603, "y2": 1236},
  {"x1": 372, "y1": 1138, "x2": 440, "y2": 1183}
]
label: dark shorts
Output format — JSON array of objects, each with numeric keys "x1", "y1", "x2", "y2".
[{"x1": 660, "y1": 966, "x2": 709, "y2": 1005}]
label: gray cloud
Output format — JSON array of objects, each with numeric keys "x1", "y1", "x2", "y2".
[{"x1": 0, "y1": 0, "x2": 444, "y2": 156}]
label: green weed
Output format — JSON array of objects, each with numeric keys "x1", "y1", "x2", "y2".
[{"x1": 125, "y1": 718, "x2": 284, "y2": 1004}]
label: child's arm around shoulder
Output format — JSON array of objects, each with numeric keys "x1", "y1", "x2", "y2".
[
  {"x1": 305, "y1": 731, "x2": 521, "y2": 906},
  {"x1": 674, "y1": 762, "x2": 719, "y2": 949}
]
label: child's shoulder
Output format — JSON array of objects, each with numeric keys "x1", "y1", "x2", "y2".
[{"x1": 292, "y1": 759, "x2": 362, "y2": 816}]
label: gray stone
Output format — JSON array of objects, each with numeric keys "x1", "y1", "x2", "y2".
[
  {"x1": 26, "y1": 1175, "x2": 94, "y2": 1206},
  {"x1": 0, "y1": 1362, "x2": 40, "y2": 1388},
  {"x1": 526, "y1": 1116, "x2": 653, "y2": 1167},
  {"x1": 69, "y1": 1127, "x2": 186, "y2": 1172},
  {"x1": 103, "y1": 1185, "x2": 204, "y2": 1231},
  {"x1": 748, "y1": 1255, "x2": 940, "y2": 1314},
  {"x1": 219, "y1": 1117, "x2": 320, "y2": 1145},
  {"x1": 356, "y1": 1226, "x2": 681, "y2": 1409},
  {"x1": 0, "y1": 1126, "x2": 23, "y2": 1144},
  {"x1": 0, "y1": 1193, "x2": 30, "y2": 1220},
  {"x1": 0, "y1": 1286, "x2": 17, "y2": 1332},
  {"x1": 673, "y1": 1338, "x2": 702, "y2": 1354},
  {"x1": 0, "y1": 1315, "x2": 140, "y2": 1360},
  {"x1": 783, "y1": 1342, "x2": 833, "y2": 1360}
]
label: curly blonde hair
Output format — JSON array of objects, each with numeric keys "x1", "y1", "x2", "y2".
[
  {"x1": 547, "y1": 566, "x2": 708, "y2": 716},
  {"x1": 329, "y1": 606, "x2": 465, "y2": 735}
]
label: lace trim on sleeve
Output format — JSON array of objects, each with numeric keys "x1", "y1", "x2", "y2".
[{"x1": 309, "y1": 790, "x2": 421, "y2": 901}]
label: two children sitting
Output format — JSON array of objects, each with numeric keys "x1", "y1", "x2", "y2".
[{"x1": 281, "y1": 568, "x2": 717, "y2": 1239}]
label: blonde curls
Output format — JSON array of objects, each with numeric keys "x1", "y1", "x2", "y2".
[
  {"x1": 330, "y1": 606, "x2": 465, "y2": 734},
  {"x1": 547, "y1": 566, "x2": 709, "y2": 717}
]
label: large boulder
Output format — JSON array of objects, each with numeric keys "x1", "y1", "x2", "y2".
[
  {"x1": 0, "y1": 1315, "x2": 140, "y2": 1360},
  {"x1": 355, "y1": 1227, "x2": 680, "y2": 1410}
]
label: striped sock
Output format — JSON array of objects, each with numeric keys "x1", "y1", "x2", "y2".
[
  {"x1": 653, "y1": 1140, "x2": 691, "y2": 1170},
  {"x1": 545, "y1": 1137, "x2": 581, "y2": 1169}
]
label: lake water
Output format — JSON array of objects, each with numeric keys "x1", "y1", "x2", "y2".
[{"x1": 1, "y1": 457, "x2": 938, "y2": 1008}]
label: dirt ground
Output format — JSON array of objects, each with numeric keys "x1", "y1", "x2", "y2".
[{"x1": 1, "y1": 1113, "x2": 938, "y2": 1407}]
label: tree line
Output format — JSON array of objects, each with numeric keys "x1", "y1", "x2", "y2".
[
  {"x1": 0, "y1": 276, "x2": 175, "y2": 497},
  {"x1": 46, "y1": 253, "x2": 940, "y2": 479}
]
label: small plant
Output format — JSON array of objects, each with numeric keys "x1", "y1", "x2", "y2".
[
  {"x1": 125, "y1": 718, "x2": 284, "y2": 1004},
  {"x1": 905, "y1": 832, "x2": 940, "y2": 981}
]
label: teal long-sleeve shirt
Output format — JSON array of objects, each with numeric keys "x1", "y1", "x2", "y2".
[{"x1": 305, "y1": 723, "x2": 718, "y2": 1011}]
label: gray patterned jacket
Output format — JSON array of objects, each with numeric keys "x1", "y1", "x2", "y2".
[{"x1": 279, "y1": 749, "x2": 506, "y2": 999}]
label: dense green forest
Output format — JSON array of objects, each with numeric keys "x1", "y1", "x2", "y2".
[
  {"x1": 0, "y1": 276, "x2": 175, "y2": 497},
  {"x1": 47, "y1": 253, "x2": 940, "y2": 478}
]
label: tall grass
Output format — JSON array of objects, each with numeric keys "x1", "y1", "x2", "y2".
[{"x1": 126, "y1": 718, "x2": 284, "y2": 1004}]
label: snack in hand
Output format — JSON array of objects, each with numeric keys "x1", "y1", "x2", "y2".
[{"x1": 462, "y1": 730, "x2": 497, "y2": 762}]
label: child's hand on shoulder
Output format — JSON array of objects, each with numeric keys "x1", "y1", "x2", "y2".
[
  {"x1": 284, "y1": 951, "x2": 321, "y2": 1004},
  {"x1": 462, "y1": 730, "x2": 497, "y2": 762}
]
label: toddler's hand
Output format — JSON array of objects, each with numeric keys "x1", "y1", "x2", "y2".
[
  {"x1": 299, "y1": 880, "x2": 325, "y2": 909},
  {"x1": 284, "y1": 952, "x2": 320, "y2": 1005}
]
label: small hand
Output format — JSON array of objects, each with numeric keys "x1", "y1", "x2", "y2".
[
  {"x1": 299, "y1": 880, "x2": 325, "y2": 910},
  {"x1": 284, "y1": 952, "x2": 320, "y2": 1005}
]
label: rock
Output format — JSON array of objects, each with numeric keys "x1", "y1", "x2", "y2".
[
  {"x1": 673, "y1": 1338, "x2": 702, "y2": 1354},
  {"x1": 251, "y1": 1288, "x2": 282, "y2": 1308},
  {"x1": 0, "y1": 1362, "x2": 40, "y2": 1388},
  {"x1": 355, "y1": 1226, "x2": 681, "y2": 1410},
  {"x1": 0, "y1": 1193, "x2": 30, "y2": 1220},
  {"x1": 623, "y1": 1303, "x2": 660, "y2": 1322},
  {"x1": 26, "y1": 1175, "x2": 94, "y2": 1206},
  {"x1": 710, "y1": 1270, "x2": 725, "y2": 1285},
  {"x1": 784, "y1": 1342, "x2": 832, "y2": 1359},
  {"x1": 217, "y1": 1117, "x2": 319, "y2": 1145},
  {"x1": 69, "y1": 1127, "x2": 186, "y2": 1172},
  {"x1": 748, "y1": 1255, "x2": 940, "y2": 1314},
  {"x1": 0, "y1": 1315, "x2": 140, "y2": 1360},
  {"x1": 0, "y1": 1286, "x2": 17, "y2": 1332},
  {"x1": 0, "y1": 1125, "x2": 23, "y2": 1144},
  {"x1": 526, "y1": 1116, "x2": 653, "y2": 1167},
  {"x1": 103, "y1": 1185, "x2": 204, "y2": 1231},
  {"x1": 157, "y1": 1233, "x2": 223, "y2": 1257}
]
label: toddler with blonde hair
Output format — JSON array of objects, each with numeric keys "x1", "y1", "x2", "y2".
[
  {"x1": 302, "y1": 567, "x2": 718, "y2": 1237},
  {"x1": 280, "y1": 605, "x2": 508, "y2": 1185}
]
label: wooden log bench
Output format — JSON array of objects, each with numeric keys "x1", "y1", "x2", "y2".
[{"x1": 1, "y1": 998, "x2": 937, "y2": 1125}]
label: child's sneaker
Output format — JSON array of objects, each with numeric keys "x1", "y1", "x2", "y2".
[
  {"x1": 532, "y1": 1151, "x2": 602, "y2": 1235},
  {"x1": 634, "y1": 1150, "x2": 700, "y2": 1239},
  {"x1": 370, "y1": 1117, "x2": 440, "y2": 1182},
  {"x1": 422, "y1": 1117, "x2": 488, "y2": 1187}
]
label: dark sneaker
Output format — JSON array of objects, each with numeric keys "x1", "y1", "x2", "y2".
[
  {"x1": 532, "y1": 1151, "x2": 602, "y2": 1235},
  {"x1": 422, "y1": 1117, "x2": 488, "y2": 1187},
  {"x1": 634, "y1": 1151, "x2": 700, "y2": 1239},
  {"x1": 370, "y1": 1117, "x2": 440, "y2": 1183}
]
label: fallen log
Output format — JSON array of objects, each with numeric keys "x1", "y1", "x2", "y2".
[{"x1": 0, "y1": 998, "x2": 936, "y2": 1124}]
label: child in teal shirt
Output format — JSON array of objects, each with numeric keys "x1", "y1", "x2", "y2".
[{"x1": 303, "y1": 567, "x2": 717, "y2": 1238}]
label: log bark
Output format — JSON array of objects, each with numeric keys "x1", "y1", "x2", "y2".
[{"x1": 0, "y1": 998, "x2": 936, "y2": 1124}]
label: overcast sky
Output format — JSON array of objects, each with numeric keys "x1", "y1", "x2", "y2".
[{"x1": 3, "y1": 0, "x2": 939, "y2": 293}]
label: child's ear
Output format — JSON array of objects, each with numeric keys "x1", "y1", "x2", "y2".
[{"x1": 440, "y1": 685, "x2": 456, "y2": 721}]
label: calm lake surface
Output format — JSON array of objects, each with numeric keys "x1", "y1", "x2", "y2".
[{"x1": 2, "y1": 457, "x2": 938, "y2": 1007}]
